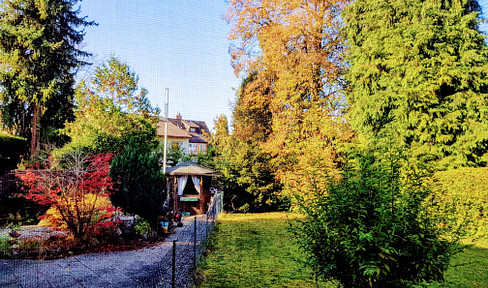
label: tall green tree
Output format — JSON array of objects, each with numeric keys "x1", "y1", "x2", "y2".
[
  {"x1": 0, "y1": 0, "x2": 95, "y2": 155},
  {"x1": 344, "y1": 0, "x2": 488, "y2": 169},
  {"x1": 90, "y1": 56, "x2": 156, "y2": 115},
  {"x1": 54, "y1": 57, "x2": 158, "y2": 160}
]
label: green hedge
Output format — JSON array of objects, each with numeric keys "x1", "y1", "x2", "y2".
[
  {"x1": 433, "y1": 167, "x2": 488, "y2": 238},
  {"x1": 0, "y1": 133, "x2": 27, "y2": 173}
]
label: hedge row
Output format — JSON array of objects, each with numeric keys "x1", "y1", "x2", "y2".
[
  {"x1": 0, "y1": 133, "x2": 27, "y2": 173},
  {"x1": 433, "y1": 167, "x2": 488, "y2": 238}
]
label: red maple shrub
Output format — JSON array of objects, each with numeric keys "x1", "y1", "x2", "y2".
[{"x1": 18, "y1": 152, "x2": 118, "y2": 242}]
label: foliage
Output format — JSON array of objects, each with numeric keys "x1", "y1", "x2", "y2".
[
  {"x1": 430, "y1": 167, "x2": 488, "y2": 238},
  {"x1": 292, "y1": 149, "x2": 460, "y2": 288},
  {"x1": 38, "y1": 194, "x2": 113, "y2": 231},
  {"x1": 208, "y1": 112, "x2": 286, "y2": 212},
  {"x1": 134, "y1": 217, "x2": 152, "y2": 236},
  {"x1": 0, "y1": 132, "x2": 27, "y2": 173},
  {"x1": 18, "y1": 152, "x2": 116, "y2": 242},
  {"x1": 0, "y1": 0, "x2": 95, "y2": 155},
  {"x1": 196, "y1": 213, "x2": 331, "y2": 288},
  {"x1": 90, "y1": 56, "x2": 158, "y2": 115},
  {"x1": 343, "y1": 0, "x2": 488, "y2": 169},
  {"x1": 109, "y1": 137, "x2": 166, "y2": 226},
  {"x1": 54, "y1": 57, "x2": 158, "y2": 160},
  {"x1": 226, "y1": 0, "x2": 353, "y2": 202},
  {"x1": 196, "y1": 212, "x2": 488, "y2": 288}
]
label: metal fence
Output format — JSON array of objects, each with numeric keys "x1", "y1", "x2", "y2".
[
  {"x1": 0, "y1": 191, "x2": 223, "y2": 288},
  {"x1": 137, "y1": 190, "x2": 223, "y2": 288}
]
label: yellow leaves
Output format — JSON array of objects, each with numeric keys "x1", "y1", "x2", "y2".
[
  {"x1": 38, "y1": 194, "x2": 113, "y2": 229},
  {"x1": 227, "y1": 0, "x2": 352, "y2": 204},
  {"x1": 33, "y1": 0, "x2": 49, "y2": 20}
]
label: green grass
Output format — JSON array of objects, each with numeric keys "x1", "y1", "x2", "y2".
[
  {"x1": 196, "y1": 212, "x2": 488, "y2": 288},
  {"x1": 196, "y1": 212, "x2": 333, "y2": 288},
  {"x1": 430, "y1": 238, "x2": 488, "y2": 288}
]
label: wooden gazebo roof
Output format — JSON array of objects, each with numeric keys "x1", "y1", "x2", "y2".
[{"x1": 166, "y1": 161, "x2": 219, "y2": 177}]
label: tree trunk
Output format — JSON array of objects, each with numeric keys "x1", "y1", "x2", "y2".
[{"x1": 30, "y1": 104, "x2": 39, "y2": 157}]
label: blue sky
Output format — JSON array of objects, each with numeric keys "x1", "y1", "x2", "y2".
[
  {"x1": 78, "y1": 0, "x2": 488, "y2": 130},
  {"x1": 78, "y1": 0, "x2": 239, "y2": 130}
]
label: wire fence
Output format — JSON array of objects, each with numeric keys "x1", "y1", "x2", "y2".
[
  {"x1": 0, "y1": 191, "x2": 223, "y2": 288},
  {"x1": 137, "y1": 190, "x2": 223, "y2": 288}
]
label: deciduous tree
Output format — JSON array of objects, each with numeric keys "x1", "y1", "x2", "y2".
[
  {"x1": 18, "y1": 152, "x2": 116, "y2": 242},
  {"x1": 54, "y1": 57, "x2": 158, "y2": 159},
  {"x1": 226, "y1": 0, "x2": 352, "y2": 200}
]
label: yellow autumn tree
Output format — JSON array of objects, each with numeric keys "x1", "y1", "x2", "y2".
[{"x1": 226, "y1": 0, "x2": 352, "y2": 201}]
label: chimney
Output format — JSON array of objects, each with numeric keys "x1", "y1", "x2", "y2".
[{"x1": 176, "y1": 113, "x2": 182, "y2": 120}]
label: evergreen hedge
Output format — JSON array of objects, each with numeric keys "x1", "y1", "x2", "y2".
[
  {"x1": 432, "y1": 167, "x2": 488, "y2": 238},
  {"x1": 0, "y1": 133, "x2": 27, "y2": 173}
]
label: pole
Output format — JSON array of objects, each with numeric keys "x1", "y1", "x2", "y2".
[
  {"x1": 163, "y1": 88, "x2": 169, "y2": 174},
  {"x1": 172, "y1": 239, "x2": 176, "y2": 288},
  {"x1": 194, "y1": 217, "x2": 197, "y2": 271}
]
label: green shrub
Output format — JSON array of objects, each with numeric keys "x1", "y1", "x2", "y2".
[
  {"x1": 293, "y1": 150, "x2": 460, "y2": 288},
  {"x1": 0, "y1": 235, "x2": 9, "y2": 257},
  {"x1": 431, "y1": 167, "x2": 488, "y2": 238},
  {"x1": 110, "y1": 137, "x2": 166, "y2": 226},
  {"x1": 0, "y1": 132, "x2": 27, "y2": 173},
  {"x1": 134, "y1": 217, "x2": 152, "y2": 235}
]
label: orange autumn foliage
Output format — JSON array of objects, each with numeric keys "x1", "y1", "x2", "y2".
[{"x1": 226, "y1": 0, "x2": 353, "y2": 200}]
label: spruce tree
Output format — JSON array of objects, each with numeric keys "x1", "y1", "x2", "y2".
[
  {"x1": 0, "y1": 0, "x2": 95, "y2": 155},
  {"x1": 344, "y1": 0, "x2": 488, "y2": 169}
]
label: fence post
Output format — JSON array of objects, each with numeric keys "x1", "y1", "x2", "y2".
[
  {"x1": 172, "y1": 240, "x2": 176, "y2": 288},
  {"x1": 193, "y1": 217, "x2": 197, "y2": 271},
  {"x1": 206, "y1": 213, "x2": 209, "y2": 239}
]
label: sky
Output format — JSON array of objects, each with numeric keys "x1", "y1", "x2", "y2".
[
  {"x1": 77, "y1": 0, "x2": 488, "y2": 131},
  {"x1": 78, "y1": 0, "x2": 240, "y2": 131}
]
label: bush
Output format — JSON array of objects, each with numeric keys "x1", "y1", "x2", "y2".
[
  {"x1": 431, "y1": 167, "x2": 488, "y2": 238},
  {"x1": 18, "y1": 152, "x2": 116, "y2": 242},
  {"x1": 38, "y1": 194, "x2": 113, "y2": 231},
  {"x1": 0, "y1": 132, "x2": 27, "y2": 173},
  {"x1": 293, "y1": 150, "x2": 460, "y2": 288},
  {"x1": 110, "y1": 137, "x2": 166, "y2": 226}
]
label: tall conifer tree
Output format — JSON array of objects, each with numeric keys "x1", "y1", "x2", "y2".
[
  {"x1": 0, "y1": 0, "x2": 95, "y2": 156},
  {"x1": 344, "y1": 0, "x2": 488, "y2": 169}
]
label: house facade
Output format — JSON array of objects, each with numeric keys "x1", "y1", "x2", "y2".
[{"x1": 157, "y1": 114, "x2": 210, "y2": 155}]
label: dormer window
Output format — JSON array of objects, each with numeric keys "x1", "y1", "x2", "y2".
[{"x1": 190, "y1": 128, "x2": 196, "y2": 132}]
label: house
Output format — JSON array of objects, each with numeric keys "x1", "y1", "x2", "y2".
[
  {"x1": 157, "y1": 114, "x2": 210, "y2": 155},
  {"x1": 166, "y1": 161, "x2": 219, "y2": 215}
]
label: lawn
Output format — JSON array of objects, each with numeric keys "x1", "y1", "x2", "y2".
[
  {"x1": 196, "y1": 212, "x2": 488, "y2": 288},
  {"x1": 196, "y1": 212, "x2": 332, "y2": 288}
]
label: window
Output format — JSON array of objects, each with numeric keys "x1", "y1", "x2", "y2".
[
  {"x1": 189, "y1": 143, "x2": 198, "y2": 154},
  {"x1": 171, "y1": 142, "x2": 180, "y2": 150},
  {"x1": 199, "y1": 144, "x2": 207, "y2": 154}
]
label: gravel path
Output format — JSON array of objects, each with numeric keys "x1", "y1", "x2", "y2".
[{"x1": 0, "y1": 216, "x2": 209, "y2": 288}]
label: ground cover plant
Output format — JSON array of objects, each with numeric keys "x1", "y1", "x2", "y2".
[
  {"x1": 196, "y1": 212, "x2": 333, "y2": 288},
  {"x1": 197, "y1": 212, "x2": 488, "y2": 288}
]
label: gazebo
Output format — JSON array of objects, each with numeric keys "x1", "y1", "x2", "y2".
[{"x1": 166, "y1": 161, "x2": 219, "y2": 215}]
